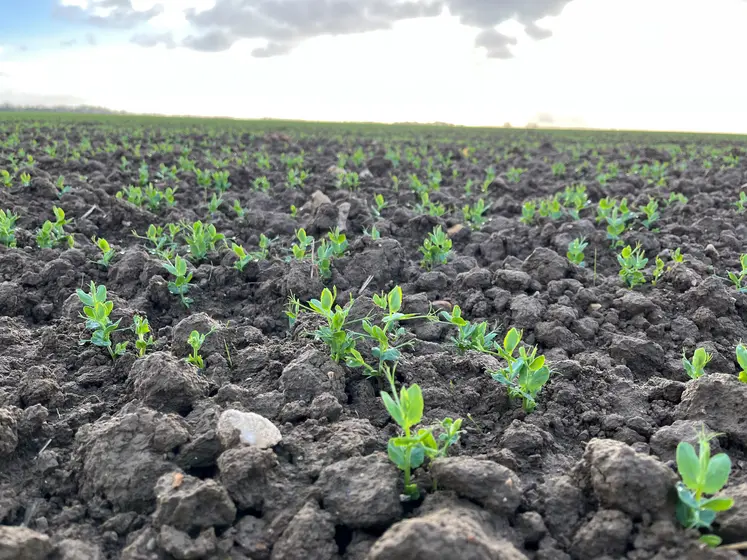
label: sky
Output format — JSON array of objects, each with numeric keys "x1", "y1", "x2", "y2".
[{"x1": 0, "y1": 0, "x2": 746, "y2": 133}]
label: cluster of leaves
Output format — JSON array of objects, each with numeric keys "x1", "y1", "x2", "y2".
[
  {"x1": 419, "y1": 225, "x2": 452, "y2": 270},
  {"x1": 0, "y1": 209, "x2": 19, "y2": 247},
  {"x1": 37, "y1": 206, "x2": 74, "y2": 249},
  {"x1": 76, "y1": 282, "x2": 127, "y2": 359},
  {"x1": 617, "y1": 243, "x2": 648, "y2": 288},
  {"x1": 727, "y1": 254, "x2": 747, "y2": 293}
]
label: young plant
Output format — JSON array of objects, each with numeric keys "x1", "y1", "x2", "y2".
[
  {"x1": 736, "y1": 343, "x2": 747, "y2": 383},
  {"x1": 490, "y1": 328, "x2": 551, "y2": 413},
  {"x1": 19, "y1": 172, "x2": 31, "y2": 187},
  {"x1": 462, "y1": 199, "x2": 489, "y2": 229},
  {"x1": 419, "y1": 225, "x2": 451, "y2": 270},
  {"x1": 0, "y1": 209, "x2": 19, "y2": 247},
  {"x1": 372, "y1": 193, "x2": 388, "y2": 218},
  {"x1": 132, "y1": 315, "x2": 155, "y2": 357},
  {"x1": 652, "y1": 256, "x2": 666, "y2": 286},
  {"x1": 727, "y1": 254, "x2": 747, "y2": 293},
  {"x1": 505, "y1": 167, "x2": 526, "y2": 183},
  {"x1": 551, "y1": 162, "x2": 566, "y2": 177},
  {"x1": 76, "y1": 281, "x2": 127, "y2": 359},
  {"x1": 231, "y1": 234, "x2": 270, "y2": 271},
  {"x1": 182, "y1": 221, "x2": 225, "y2": 262},
  {"x1": 567, "y1": 237, "x2": 588, "y2": 267},
  {"x1": 327, "y1": 227, "x2": 348, "y2": 257},
  {"x1": 363, "y1": 225, "x2": 381, "y2": 240},
  {"x1": 305, "y1": 287, "x2": 356, "y2": 362},
  {"x1": 676, "y1": 427, "x2": 733, "y2": 547},
  {"x1": 163, "y1": 255, "x2": 193, "y2": 307},
  {"x1": 617, "y1": 243, "x2": 648, "y2": 288},
  {"x1": 186, "y1": 328, "x2": 215, "y2": 369},
  {"x1": 291, "y1": 228, "x2": 313, "y2": 260},
  {"x1": 440, "y1": 305, "x2": 499, "y2": 353},
  {"x1": 36, "y1": 206, "x2": 74, "y2": 249},
  {"x1": 233, "y1": 199, "x2": 245, "y2": 218},
  {"x1": 93, "y1": 237, "x2": 116, "y2": 268},
  {"x1": 520, "y1": 200, "x2": 536, "y2": 225},
  {"x1": 207, "y1": 193, "x2": 223, "y2": 216},
  {"x1": 640, "y1": 197, "x2": 660, "y2": 230},
  {"x1": 735, "y1": 191, "x2": 747, "y2": 213},
  {"x1": 0, "y1": 170, "x2": 11, "y2": 187},
  {"x1": 682, "y1": 347, "x2": 712, "y2": 380}
]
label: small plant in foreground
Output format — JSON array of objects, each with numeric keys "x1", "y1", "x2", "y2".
[
  {"x1": 682, "y1": 347, "x2": 712, "y2": 380},
  {"x1": 419, "y1": 225, "x2": 451, "y2": 270},
  {"x1": 76, "y1": 281, "x2": 127, "y2": 359},
  {"x1": 186, "y1": 328, "x2": 215, "y2": 369},
  {"x1": 676, "y1": 427, "x2": 733, "y2": 547},
  {"x1": 440, "y1": 305, "x2": 499, "y2": 353},
  {"x1": 231, "y1": 234, "x2": 271, "y2": 270},
  {"x1": 183, "y1": 221, "x2": 225, "y2": 262},
  {"x1": 133, "y1": 315, "x2": 155, "y2": 357},
  {"x1": 253, "y1": 176, "x2": 270, "y2": 192},
  {"x1": 736, "y1": 343, "x2": 747, "y2": 383},
  {"x1": 462, "y1": 199, "x2": 489, "y2": 229},
  {"x1": 93, "y1": 237, "x2": 115, "y2": 268},
  {"x1": 304, "y1": 287, "x2": 355, "y2": 362},
  {"x1": 520, "y1": 200, "x2": 536, "y2": 224},
  {"x1": 490, "y1": 328, "x2": 551, "y2": 412},
  {"x1": 617, "y1": 243, "x2": 648, "y2": 288},
  {"x1": 652, "y1": 256, "x2": 666, "y2": 285},
  {"x1": 727, "y1": 254, "x2": 747, "y2": 293},
  {"x1": 163, "y1": 255, "x2": 193, "y2": 307},
  {"x1": 291, "y1": 228, "x2": 313, "y2": 260},
  {"x1": 0, "y1": 209, "x2": 19, "y2": 247},
  {"x1": 567, "y1": 237, "x2": 588, "y2": 267},
  {"x1": 37, "y1": 206, "x2": 74, "y2": 249},
  {"x1": 19, "y1": 172, "x2": 31, "y2": 187},
  {"x1": 372, "y1": 193, "x2": 388, "y2": 218},
  {"x1": 640, "y1": 197, "x2": 660, "y2": 230}
]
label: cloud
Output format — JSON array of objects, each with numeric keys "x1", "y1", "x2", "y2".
[
  {"x1": 54, "y1": 0, "x2": 163, "y2": 29},
  {"x1": 131, "y1": 31, "x2": 176, "y2": 48},
  {"x1": 61, "y1": 39, "x2": 77, "y2": 47},
  {"x1": 475, "y1": 28, "x2": 517, "y2": 59},
  {"x1": 525, "y1": 22, "x2": 552, "y2": 40},
  {"x1": 182, "y1": 30, "x2": 235, "y2": 52},
  {"x1": 86, "y1": 33, "x2": 98, "y2": 46}
]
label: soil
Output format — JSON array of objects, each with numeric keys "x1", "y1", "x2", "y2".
[{"x1": 1, "y1": 117, "x2": 747, "y2": 559}]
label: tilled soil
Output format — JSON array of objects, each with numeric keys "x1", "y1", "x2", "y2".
[{"x1": 1, "y1": 117, "x2": 747, "y2": 559}]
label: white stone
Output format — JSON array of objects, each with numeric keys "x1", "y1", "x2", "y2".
[{"x1": 217, "y1": 410, "x2": 282, "y2": 450}]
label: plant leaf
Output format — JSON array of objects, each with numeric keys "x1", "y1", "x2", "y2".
[
  {"x1": 702, "y1": 453, "x2": 731, "y2": 494},
  {"x1": 676, "y1": 442, "x2": 699, "y2": 489}
]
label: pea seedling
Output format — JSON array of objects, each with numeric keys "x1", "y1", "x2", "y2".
[
  {"x1": 640, "y1": 197, "x2": 660, "y2": 230},
  {"x1": 186, "y1": 328, "x2": 215, "y2": 369},
  {"x1": 735, "y1": 192, "x2": 747, "y2": 213},
  {"x1": 182, "y1": 220, "x2": 225, "y2": 261},
  {"x1": 520, "y1": 200, "x2": 536, "y2": 224},
  {"x1": 133, "y1": 315, "x2": 155, "y2": 357},
  {"x1": 727, "y1": 254, "x2": 747, "y2": 293},
  {"x1": 440, "y1": 305, "x2": 499, "y2": 353},
  {"x1": 682, "y1": 347, "x2": 712, "y2": 380},
  {"x1": 617, "y1": 243, "x2": 647, "y2": 288},
  {"x1": 0, "y1": 209, "x2": 19, "y2": 247},
  {"x1": 567, "y1": 237, "x2": 588, "y2": 267},
  {"x1": 162, "y1": 255, "x2": 193, "y2": 307},
  {"x1": 291, "y1": 228, "x2": 313, "y2": 260},
  {"x1": 490, "y1": 328, "x2": 551, "y2": 412},
  {"x1": 652, "y1": 256, "x2": 666, "y2": 285},
  {"x1": 676, "y1": 427, "x2": 733, "y2": 547},
  {"x1": 93, "y1": 237, "x2": 115, "y2": 268},
  {"x1": 462, "y1": 199, "x2": 489, "y2": 229},
  {"x1": 36, "y1": 206, "x2": 74, "y2": 249},
  {"x1": 419, "y1": 225, "x2": 451, "y2": 270},
  {"x1": 736, "y1": 343, "x2": 747, "y2": 383},
  {"x1": 76, "y1": 281, "x2": 127, "y2": 359}
]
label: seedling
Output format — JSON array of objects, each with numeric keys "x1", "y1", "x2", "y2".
[
  {"x1": 419, "y1": 225, "x2": 451, "y2": 270},
  {"x1": 617, "y1": 243, "x2": 647, "y2": 288},
  {"x1": 253, "y1": 176, "x2": 270, "y2": 192},
  {"x1": 520, "y1": 200, "x2": 536, "y2": 225},
  {"x1": 505, "y1": 167, "x2": 525, "y2": 183},
  {"x1": 538, "y1": 196, "x2": 563, "y2": 220},
  {"x1": 0, "y1": 170, "x2": 11, "y2": 187},
  {"x1": 305, "y1": 287, "x2": 356, "y2": 362},
  {"x1": 182, "y1": 221, "x2": 225, "y2": 261},
  {"x1": 372, "y1": 193, "x2": 387, "y2": 218},
  {"x1": 735, "y1": 192, "x2": 747, "y2": 213},
  {"x1": 327, "y1": 227, "x2": 348, "y2": 257},
  {"x1": 289, "y1": 204, "x2": 298, "y2": 218},
  {"x1": 36, "y1": 206, "x2": 74, "y2": 249},
  {"x1": 163, "y1": 255, "x2": 193, "y2": 307},
  {"x1": 207, "y1": 193, "x2": 223, "y2": 216},
  {"x1": 19, "y1": 172, "x2": 31, "y2": 187},
  {"x1": 0, "y1": 209, "x2": 19, "y2": 247},
  {"x1": 132, "y1": 315, "x2": 154, "y2": 357},
  {"x1": 363, "y1": 225, "x2": 381, "y2": 240},
  {"x1": 561, "y1": 184, "x2": 589, "y2": 220},
  {"x1": 291, "y1": 228, "x2": 313, "y2": 260},
  {"x1": 682, "y1": 347, "x2": 712, "y2": 380},
  {"x1": 76, "y1": 281, "x2": 127, "y2": 359},
  {"x1": 652, "y1": 256, "x2": 666, "y2": 285},
  {"x1": 676, "y1": 427, "x2": 733, "y2": 547},
  {"x1": 340, "y1": 171, "x2": 360, "y2": 190},
  {"x1": 672, "y1": 247, "x2": 684, "y2": 263},
  {"x1": 727, "y1": 254, "x2": 747, "y2": 293},
  {"x1": 231, "y1": 234, "x2": 270, "y2": 270},
  {"x1": 463, "y1": 199, "x2": 489, "y2": 229},
  {"x1": 736, "y1": 343, "x2": 747, "y2": 383},
  {"x1": 440, "y1": 305, "x2": 499, "y2": 353},
  {"x1": 286, "y1": 168, "x2": 309, "y2": 189},
  {"x1": 117, "y1": 185, "x2": 145, "y2": 207},
  {"x1": 567, "y1": 237, "x2": 588, "y2": 267},
  {"x1": 640, "y1": 197, "x2": 660, "y2": 230},
  {"x1": 666, "y1": 192, "x2": 688, "y2": 206},
  {"x1": 233, "y1": 200, "x2": 245, "y2": 218},
  {"x1": 212, "y1": 170, "x2": 230, "y2": 192},
  {"x1": 186, "y1": 328, "x2": 215, "y2": 369},
  {"x1": 93, "y1": 237, "x2": 116, "y2": 268},
  {"x1": 551, "y1": 162, "x2": 566, "y2": 177},
  {"x1": 490, "y1": 328, "x2": 551, "y2": 412}
]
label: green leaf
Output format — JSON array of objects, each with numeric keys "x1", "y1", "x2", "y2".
[
  {"x1": 529, "y1": 355, "x2": 545, "y2": 371},
  {"x1": 703, "y1": 453, "x2": 731, "y2": 494},
  {"x1": 737, "y1": 343, "x2": 747, "y2": 371},
  {"x1": 699, "y1": 534, "x2": 722, "y2": 547},
  {"x1": 676, "y1": 442, "x2": 700, "y2": 489},
  {"x1": 381, "y1": 391, "x2": 404, "y2": 428},
  {"x1": 504, "y1": 328, "x2": 521, "y2": 354},
  {"x1": 409, "y1": 444, "x2": 425, "y2": 469},
  {"x1": 387, "y1": 440, "x2": 407, "y2": 470},
  {"x1": 700, "y1": 497, "x2": 734, "y2": 512},
  {"x1": 403, "y1": 384, "x2": 424, "y2": 427},
  {"x1": 388, "y1": 286, "x2": 402, "y2": 314},
  {"x1": 320, "y1": 288, "x2": 333, "y2": 311}
]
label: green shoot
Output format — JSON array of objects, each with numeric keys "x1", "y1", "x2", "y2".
[
  {"x1": 372, "y1": 193, "x2": 388, "y2": 217},
  {"x1": 727, "y1": 254, "x2": 747, "y2": 293},
  {"x1": 37, "y1": 206, "x2": 74, "y2": 249},
  {"x1": 676, "y1": 427, "x2": 733, "y2": 547},
  {"x1": 19, "y1": 172, "x2": 31, "y2": 187},
  {"x1": 505, "y1": 167, "x2": 526, "y2": 183},
  {"x1": 163, "y1": 255, "x2": 193, "y2": 307},
  {"x1": 93, "y1": 237, "x2": 116, "y2": 268},
  {"x1": 672, "y1": 247, "x2": 684, "y2": 263},
  {"x1": 253, "y1": 176, "x2": 270, "y2": 192},
  {"x1": 182, "y1": 221, "x2": 225, "y2": 262},
  {"x1": 567, "y1": 237, "x2": 588, "y2": 267},
  {"x1": 652, "y1": 256, "x2": 666, "y2": 285},
  {"x1": 640, "y1": 197, "x2": 660, "y2": 230},
  {"x1": 682, "y1": 348, "x2": 712, "y2": 380},
  {"x1": 617, "y1": 243, "x2": 647, "y2": 288},
  {"x1": 133, "y1": 315, "x2": 154, "y2": 357},
  {"x1": 520, "y1": 200, "x2": 536, "y2": 225},
  {"x1": 186, "y1": 328, "x2": 215, "y2": 369},
  {"x1": 419, "y1": 225, "x2": 451, "y2": 270},
  {"x1": 440, "y1": 305, "x2": 499, "y2": 353},
  {"x1": 462, "y1": 199, "x2": 489, "y2": 229},
  {"x1": 76, "y1": 281, "x2": 127, "y2": 360},
  {"x1": 363, "y1": 225, "x2": 381, "y2": 240},
  {"x1": 0, "y1": 209, "x2": 19, "y2": 247},
  {"x1": 490, "y1": 328, "x2": 551, "y2": 413},
  {"x1": 291, "y1": 228, "x2": 313, "y2": 260},
  {"x1": 735, "y1": 192, "x2": 747, "y2": 213},
  {"x1": 233, "y1": 199, "x2": 245, "y2": 218},
  {"x1": 231, "y1": 234, "x2": 270, "y2": 270},
  {"x1": 207, "y1": 193, "x2": 223, "y2": 216}
]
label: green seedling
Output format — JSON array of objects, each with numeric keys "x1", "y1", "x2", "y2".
[
  {"x1": 363, "y1": 225, "x2": 381, "y2": 240},
  {"x1": 186, "y1": 328, "x2": 215, "y2": 369},
  {"x1": 440, "y1": 305, "x2": 499, "y2": 353},
  {"x1": 490, "y1": 328, "x2": 551, "y2": 412},
  {"x1": 652, "y1": 256, "x2": 666, "y2": 285},
  {"x1": 183, "y1": 221, "x2": 225, "y2": 261},
  {"x1": 682, "y1": 347, "x2": 712, "y2": 380},
  {"x1": 0, "y1": 170, "x2": 12, "y2": 187},
  {"x1": 207, "y1": 193, "x2": 223, "y2": 215},
  {"x1": 231, "y1": 234, "x2": 270, "y2": 271},
  {"x1": 36, "y1": 206, "x2": 74, "y2": 249},
  {"x1": 414, "y1": 192, "x2": 445, "y2": 217},
  {"x1": 163, "y1": 255, "x2": 193, "y2": 307},
  {"x1": 285, "y1": 294, "x2": 301, "y2": 329},
  {"x1": 132, "y1": 315, "x2": 155, "y2": 357},
  {"x1": 505, "y1": 167, "x2": 525, "y2": 183},
  {"x1": 676, "y1": 427, "x2": 733, "y2": 547},
  {"x1": 55, "y1": 175, "x2": 71, "y2": 197},
  {"x1": 314, "y1": 240, "x2": 335, "y2": 278},
  {"x1": 727, "y1": 254, "x2": 747, "y2": 293},
  {"x1": 538, "y1": 196, "x2": 563, "y2": 220},
  {"x1": 251, "y1": 176, "x2": 270, "y2": 193},
  {"x1": 76, "y1": 281, "x2": 127, "y2": 359},
  {"x1": 372, "y1": 193, "x2": 388, "y2": 217},
  {"x1": 289, "y1": 204, "x2": 298, "y2": 218},
  {"x1": 291, "y1": 228, "x2": 313, "y2": 260},
  {"x1": 306, "y1": 287, "x2": 356, "y2": 362},
  {"x1": 93, "y1": 236, "x2": 115, "y2": 268},
  {"x1": 617, "y1": 243, "x2": 648, "y2": 288},
  {"x1": 551, "y1": 162, "x2": 566, "y2": 177},
  {"x1": 735, "y1": 192, "x2": 747, "y2": 213},
  {"x1": 672, "y1": 247, "x2": 684, "y2": 263},
  {"x1": 561, "y1": 184, "x2": 589, "y2": 220},
  {"x1": 736, "y1": 343, "x2": 747, "y2": 383},
  {"x1": 419, "y1": 225, "x2": 451, "y2": 270},
  {"x1": 596, "y1": 197, "x2": 616, "y2": 223},
  {"x1": 19, "y1": 172, "x2": 31, "y2": 187},
  {"x1": 233, "y1": 200, "x2": 245, "y2": 218},
  {"x1": 327, "y1": 227, "x2": 348, "y2": 257},
  {"x1": 340, "y1": 171, "x2": 360, "y2": 190},
  {"x1": 463, "y1": 199, "x2": 489, "y2": 229},
  {"x1": 666, "y1": 192, "x2": 688, "y2": 206},
  {"x1": 0, "y1": 209, "x2": 19, "y2": 247},
  {"x1": 640, "y1": 197, "x2": 660, "y2": 230},
  {"x1": 212, "y1": 170, "x2": 230, "y2": 192},
  {"x1": 520, "y1": 200, "x2": 536, "y2": 225},
  {"x1": 567, "y1": 237, "x2": 588, "y2": 267},
  {"x1": 117, "y1": 185, "x2": 145, "y2": 207},
  {"x1": 286, "y1": 168, "x2": 309, "y2": 189}
]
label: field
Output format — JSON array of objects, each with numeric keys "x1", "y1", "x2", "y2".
[{"x1": 1, "y1": 113, "x2": 747, "y2": 559}]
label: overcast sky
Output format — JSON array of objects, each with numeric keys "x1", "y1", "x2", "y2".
[{"x1": 0, "y1": 0, "x2": 746, "y2": 133}]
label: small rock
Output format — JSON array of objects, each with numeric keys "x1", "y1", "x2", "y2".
[
  {"x1": 217, "y1": 409, "x2": 282, "y2": 450},
  {"x1": 0, "y1": 526, "x2": 52, "y2": 559},
  {"x1": 570, "y1": 509, "x2": 632, "y2": 560},
  {"x1": 270, "y1": 501, "x2": 340, "y2": 560},
  {"x1": 0, "y1": 408, "x2": 18, "y2": 456},
  {"x1": 55, "y1": 538, "x2": 104, "y2": 560},
  {"x1": 159, "y1": 526, "x2": 217, "y2": 560},
  {"x1": 153, "y1": 473, "x2": 236, "y2": 531},
  {"x1": 127, "y1": 352, "x2": 208, "y2": 415},
  {"x1": 218, "y1": 446, "x2": 277, "y2": 510}
]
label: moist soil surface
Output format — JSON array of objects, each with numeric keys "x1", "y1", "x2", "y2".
[{"x1": 1, "y1": 117, "x2": 747, "y2": 559}]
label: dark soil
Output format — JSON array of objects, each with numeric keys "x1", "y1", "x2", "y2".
[{"x1": 1, "y1": 116, "x2": 747, "y2": 559}]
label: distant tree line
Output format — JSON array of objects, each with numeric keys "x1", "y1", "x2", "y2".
[{"x1": 0, "y1": 103, "x2": 125, "y2": 115}]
